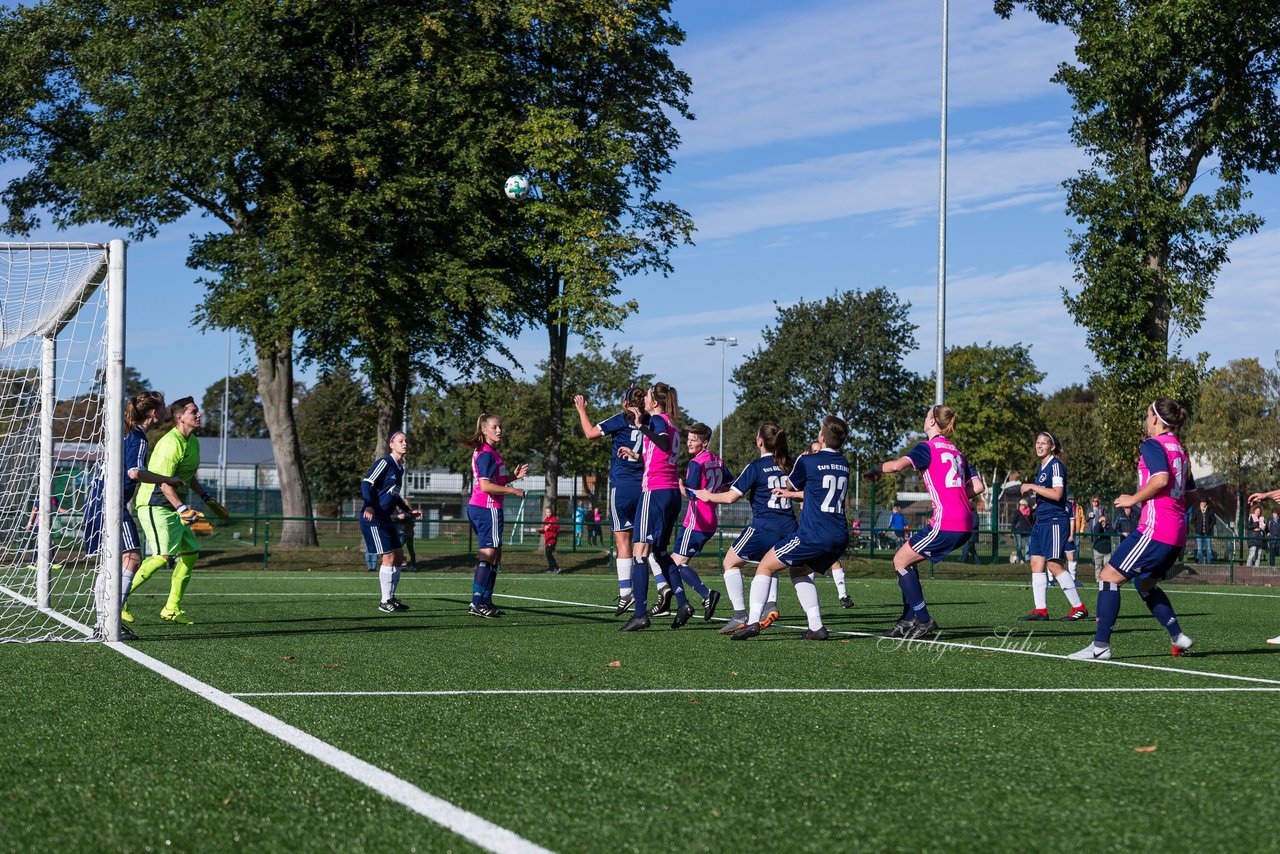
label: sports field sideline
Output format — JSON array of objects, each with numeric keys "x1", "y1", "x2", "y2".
[{"x1": 4, "y1": 570, "x2": 1279, "y2": 852}]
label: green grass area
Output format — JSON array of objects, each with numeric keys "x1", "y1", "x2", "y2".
[{"x1": 4, "y1": 571, "x2": 1280, "y2": 852}]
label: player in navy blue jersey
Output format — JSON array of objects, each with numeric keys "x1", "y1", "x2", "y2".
[
  {"x1": 574, "y1": 390, "x2": 645, "y2": 614},
  {"x1": 732, "y1": 415, "x2": 851, "y2": 641},
  {"x1": 695, "y1": 422, "x2": 796, "y2": 633},
  {"x1": 87, "y1": 391, "x2": 185, "y2": 640},
  {"x1": 1019, "y1": 432, "x2": 1088, "y2": 621},
  {"x1": 360, "y1": 432, "x2": 422, "y2": 613}
]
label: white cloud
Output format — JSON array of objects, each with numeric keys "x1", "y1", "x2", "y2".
[{"x1": 674, "y1": 0, "x2": 1074, "y2": 157}]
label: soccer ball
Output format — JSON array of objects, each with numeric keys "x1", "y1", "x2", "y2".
[{"x1": 503, "y1": 174, "x2": 530, "y2": 200}]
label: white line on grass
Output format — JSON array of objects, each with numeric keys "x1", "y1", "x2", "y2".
[
  {"x1": 0, "y1": 588, "x2": 552, "y2": 854},
  {"x1": 231, "y1": 686, "x2": 1280, "y2": 698}
]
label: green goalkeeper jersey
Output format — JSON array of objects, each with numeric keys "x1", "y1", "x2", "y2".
[{"x1": 136, "y1": 428, "x2": 201, "y2": 507}]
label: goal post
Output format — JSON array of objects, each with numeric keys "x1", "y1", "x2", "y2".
[{"x1": 0, "y1": 240, "x2": 125, "y2": 643}]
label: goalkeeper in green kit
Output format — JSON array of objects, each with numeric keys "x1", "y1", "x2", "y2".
[{"x1": 129, "y1": 396, "x2": 228, "y2": 624}]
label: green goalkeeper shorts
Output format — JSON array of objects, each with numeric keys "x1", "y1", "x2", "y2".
[{"x1": 137, "y1": 505, "x2": 201, "y2": 557}]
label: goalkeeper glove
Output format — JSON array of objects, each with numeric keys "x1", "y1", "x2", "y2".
[
  {"x1": 176, "y1": 504, "x2": 205, "y2": 526},
  {"x1": 204, "y1": 498, "x2": 230, "y2": 520}
]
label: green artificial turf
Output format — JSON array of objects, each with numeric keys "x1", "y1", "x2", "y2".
[{"x1": 3, "y1": 570, "x2": 1279, "y2": 852}]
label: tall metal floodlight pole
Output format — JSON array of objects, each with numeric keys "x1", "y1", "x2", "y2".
[
  {"x1": 705, "y1": 335, "x2": 738, "y2": 459},
  {"x1": 219, "y1": 332, "x2": 230, "y2": 506},
  {"x1": 936, "y1": 0, "x2": 949, "y2": 407}
]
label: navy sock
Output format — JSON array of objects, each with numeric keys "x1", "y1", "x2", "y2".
[
  {"x1": 678, "y1": 564, "x2": 710, "y2": 598},
  {"x1": 483, "y1": 564, "x2": 498, "y2": 605},
  {"x1": 1095, "y1": 583, "x2": 1122, "y2": 644},
  {"x1": 1138, "y1": 585, "x2": 1182, "y2": 638},
  {"x1": 471, "y1": 561, "x2": 491, "y2": 607},
  {"x1": 896, "y1": 568, "x2": 930, "y2": 623},
  {"x1": 630, "y1": 563, "x2": 649, "y2": 615},
  {"x1": 659, "y1": 554, "x2": 688, "y2": 606}
]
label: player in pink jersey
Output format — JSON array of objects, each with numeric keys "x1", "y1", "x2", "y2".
[
  {"x1": 1071, "y1": 398, "x2": 1196, "y2": 661},
  {"x1": 618, "y1": 382, "x2": 692, "y2": 631},
  {"x1": 865, "y1": 405, "x2": 985, "y2": 640},
  {"x1": 1246, "y1": 486, "x2": 1280, "y2": 645},
  {"x1": 669, "y1": 423, "x2": 731, "y2": 623},
  {"x1": 461, "y1": 414, "x2": 527, "y2": 619}
]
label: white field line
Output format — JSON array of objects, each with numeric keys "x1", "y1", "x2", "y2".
[
  {"x1": 0, "y1": 588, "x2": 551, "y2": 854},
  {"x1": 232, "y1": 686, "x2": 1280, "y2": 698},
  {"x1": 184, "y1": 588, "x2": 1280, "y2": 687}
]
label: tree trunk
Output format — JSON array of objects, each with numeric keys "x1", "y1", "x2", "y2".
[
  {"x1": 543, "y1": 272, "x2": 568, "y2": 517},
  {"x1": 371, "y1": 350, "x2": 409, "y2": 458},
  {"x1": 256, "y1": 335, "x2": 318, "y2": 547}
]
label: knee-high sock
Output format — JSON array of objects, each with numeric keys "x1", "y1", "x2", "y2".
[
  {"x1": 1055, "y1": 570, "x2": 1083, "y2": 608},
  {"x1": 657, "y1": 552, "x2": 687, "y2": 606},
  {"x1": 678, "y1": 563, "x2": 710, "y2": 598},
  {"x1": 631, "y1": 559, "x2": 649, "y2": 615},
  {"x1": 471, "y1": 561, "x2": 491, "y2": 607},
  {"x1": 791, "y1": 574, "x2": 823, "y2": 630},
  {"x1": 1032, "y1": 572, "x2": 1048, "y2": 610},
  {"x1": 1094, "y1": 582, "x2": 1122, "y2": 645},
  {"x1": 896, "y1": 567, "x2": 930, "y2": 622},
  {"x1": 648, "y1": 554, "x2": 669, "y2": 587},
  {"x1": 121, "y1": 568, "x2": 136, "y2": 604},
  {"x1": 766, "y1": 574, "x2": 779, "y2": 608},
  {"x1": 724, "y1": 568, "x2": 746, "y2": 615},
  {"x1": 1138, "y1": 585, "x2": 1183, "y2": 638},
  {"x1": 748, "y1": 573, "x2": 772, "y2": 624},
  {"x1": 131, "y1": 554, "x2": 168, "y2": 593},
  {"x1": 380, "y1": 565, "x2": 395, "y2": 601},
  {"x1": 165, "y1": 554, "x2": 196, "y2": 612},
  {"x1": 832, "y1": 566, "x2": 848, "y2": 597},
  {"x1": 483, "y1": 564, "x2": 498, "y2": 604},
  {"x1": 617, "y1": 559, "x2": 632, "y2": 593}
]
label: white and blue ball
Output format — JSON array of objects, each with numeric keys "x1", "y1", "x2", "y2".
[{"x1": 503, "y1": 174, "x2": 531, "y2": 200}]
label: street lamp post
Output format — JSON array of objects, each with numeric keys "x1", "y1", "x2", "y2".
[{"x1": 704, "y1": 335, "x2": 738, "y2": 459}]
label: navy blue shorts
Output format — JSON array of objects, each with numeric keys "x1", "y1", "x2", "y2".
[
  {"x1": 638, "y1": 489, "x2": 681, "y2": 552},
  {"x1": 772, "y1": 534, "x2": 847, "y2": 574},
  {"x1": 467, "y1": 504, "x2": 505, "y2": 550},
  {"x1": 730, "y1": 523, "x2": 798, "y2": 563},
  {"x1": 83, "y1": 505, "x2": 140, "y2": 555},
  {"x1": 907, "y1": 526, "x2": 970, "y2": 563},
  {"x1": 360, "y1": 516, "x2": 402, "y2": 555},
  {"x1": 609, "y1": 482, "x2": 642, "y2": 533},
  {"x1": 1108, "y1": 531, "x2": 1183, "y2": 581},
  {"x1": 1029, "y1": 519, "x2": 1070, "y2": 561},
  {"x1": 672, "y1": 526, "x2": 714, "y2": 559}
]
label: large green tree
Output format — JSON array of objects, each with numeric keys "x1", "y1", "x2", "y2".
[
  {"x1": 729, "y1": 288, "x2": 920, "y2": 467},
  {"x1": 295, "y1": 365, "x2": 377, "y2": 517},
  {"x1": 198, "y1": 372, "x2": 270, "y2": 440},
  {"x1": 1186, "y1": 358, "x2": 1280, "y2": 528},
  {"x1": 995, "y1": 0, "x2": 1280, "y2": 465},
  {"x1": 500, "y1": 0, "x2": 695, "y2": 518},
  {"x1": 1038, "y1": 385, "x2": 1131, "y2": 501}
]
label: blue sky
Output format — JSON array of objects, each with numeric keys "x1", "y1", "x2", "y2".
[{"x1": 8, "y1": 0, "x2": 1280, "y2": 427}]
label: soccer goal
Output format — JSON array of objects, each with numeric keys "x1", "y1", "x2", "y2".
[{"x1": 0, "y1": 241, "x2": 125, "y2": 642}]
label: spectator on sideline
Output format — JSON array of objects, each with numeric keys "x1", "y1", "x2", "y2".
[
  {"x1": 1114, "y1": 505, "x2": 1139, "y2": 538},
  {"x1": 588, "y1": 506, "x2": 603, "y2": 546},
  {"x1": 1269, "y1": 508, "x2": 1280, "y2": 568},
  {"x1": 1010, "y1": 499, "x2": 1032, "y2": 564},
  {"x1": 396, "y1": 508, "x2": 418, "y2": 571},
  {"x1": 1247, "y1": 504, "x2": 1266, "y2": 567},
  {"x1": 539, "y1": 510, "x2": 560, "y2": 574},
  {"x1": 890, "y1": 504, "x2": 906, "y2": 546},
  {"x1": 574, "y1": 504, "x2": 585, "y2": 547},
  {"x1": 1244, "y1": 488, "x2": 1280, "y2": 644},
  {"x1": 1191, "y1": 499, "x2": 1216, "y2": 565},
  {"x1": 1090, "y1": 512, "x2": 1114, "y2": 581}
]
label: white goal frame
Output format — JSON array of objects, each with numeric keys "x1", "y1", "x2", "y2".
[{"x1": 0, "y1": 240, "x2": 125, "y2": 642}]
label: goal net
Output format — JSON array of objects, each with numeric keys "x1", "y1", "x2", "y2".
[{"x1": 0, "y1": 241, "x2": 125, "y2": 642}]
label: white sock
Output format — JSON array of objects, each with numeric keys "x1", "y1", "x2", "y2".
[
  {"x1": 1032, "y1": 573, "x2": 1048, "y2": 610},
  {"x1": 616, "y1": 559, "x2": 631, "y2": 589},
  {"x1": 748, "y1": 573, "x2": 772, "y2": 624},
  {"x1": 724, "y1": 568, "x2": 745, "y2": 612},
  {"x1": 832, "y1": 567, "x2": 848, "y2": 597},
  {"x1": 648, "y1": 554, "x2": 668, "y2": 587},
  {"x1": 390, "y1": 565, "x2": 402, "y2": 597},
  {"x1": 1068, "y1": 560, "x2": 1078, "y2": 580},
  {"x1": 768, "y1": 574, "x2": 779, "y2": 604},
  {"x1": 379, "y1": 565, "x2": 394, "y2": 601},
  {"x1": 1059, "y1": 575, "x2": 1083, "y2": 608},
  {"x1": 121, "y1": 569, "x2": 135, "y2": 604},
  {"x1": 792, "y1": 574, "x2": 823, "y2": 630}
]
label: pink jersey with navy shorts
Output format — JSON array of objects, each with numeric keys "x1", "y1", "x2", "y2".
[
  {"x1": 469, "y1": 444, "x2": 507, "y2": 509},
  {"x1": 1136, "y1": 433, "x2": 1191, "y2": 547},
  {"x1": 641, "y1": 415, "x2": 681, "y2": 492},
  {"x1": 682, "y1": 449, "x2": 726, "y2": 534},
  {"x1": 912, "y1": 435, "x2": 976, "y2": 532}
]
